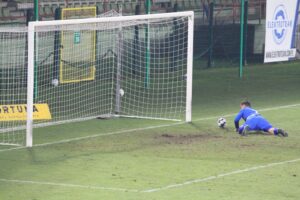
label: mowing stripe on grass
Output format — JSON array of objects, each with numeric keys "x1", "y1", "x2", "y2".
[
  {"x1": 142, "y1": 158, "x2": 300, "y2": 193},
  {"x1": 0, "y1": 103, "x2": 299, "y2": 153},
  {"x1": 1, "y1": 158, "x2": 300, "y2": 193},
  {"x1": 0, "y1": 178, "x2": 139, "y2": 192}
]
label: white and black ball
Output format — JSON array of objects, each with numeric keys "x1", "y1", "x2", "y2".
[{"x1": 217, "y1": 117, "x2": 226, "y2": 128}]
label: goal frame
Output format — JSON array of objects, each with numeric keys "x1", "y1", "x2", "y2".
[{"x1": 26, "y1": 11, "x2": 194, "y2": 147}]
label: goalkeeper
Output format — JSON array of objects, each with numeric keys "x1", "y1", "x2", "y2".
[{"x1": 234, "y1": 101, "x2": 288, "y2": 137}]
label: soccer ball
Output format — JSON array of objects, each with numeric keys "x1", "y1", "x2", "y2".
[
  {"x1": 119, "y1": 88, "x2": 124, "y2": 97},
  {"x1": 217, "y1": 117, "x2": 226, "y2": 128},
  {"x1": 51, "y1": 79, "x2": 59, "y2": 87}
]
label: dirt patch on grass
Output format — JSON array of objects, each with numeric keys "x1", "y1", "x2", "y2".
[
  {"x1": 239, "y1": 143, "x2": 256, "y2": 147},
  {"x1": 157, "y1": 133, "x2": 223, "y2": 144}
]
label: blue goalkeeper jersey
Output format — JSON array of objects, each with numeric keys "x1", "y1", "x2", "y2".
[
  {"x1": 234, "y1": 107, "x2": 259, "y2": 122},
  {"x1": 234, "y1": 107, "x2": 259, "y2": 129},
  {"x1": 234, "y1": 107, "x2": 274, "y2": 132}
]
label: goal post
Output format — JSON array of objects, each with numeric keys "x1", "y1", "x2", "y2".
[
  {"x1": 1, "y1": 11, "x2": 194, "y2": 147},
  {"x1": 27, "y1": 24, "x2": 35, "y2": 147},
  {"x1": 186, "y1": 13, "x2": 194, "y2": 123}
]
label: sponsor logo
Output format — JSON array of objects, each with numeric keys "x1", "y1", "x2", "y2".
[
  {"x1": 0, "y1": 104, "x2": 52, "y2": 121},
  {"x1": 267, "y1": 4, "x2": 293, "y2": 45}
]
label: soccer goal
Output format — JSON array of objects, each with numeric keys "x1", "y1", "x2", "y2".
[{"x1": 0, "y1": 11, "x2": 194, "y2": 147}]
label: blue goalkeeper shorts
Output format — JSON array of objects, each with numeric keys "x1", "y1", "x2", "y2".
[{"x1": 239, "y1": 115, "x2": 273, "y2": 133}]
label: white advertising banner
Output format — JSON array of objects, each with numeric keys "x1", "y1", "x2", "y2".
[{"x1": 264, "y1": 0, "x2": 300, "y2": 63}]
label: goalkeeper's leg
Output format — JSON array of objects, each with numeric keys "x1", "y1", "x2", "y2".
[
  {"x1": 257, "y1": 116, "x2": 288, "y2": 137},
  {"x1": 238, "y1": 124, "x2": 250, "y2": 136},
  {"x1": 267, "y1": 127, "x2": 288, "y2": 137},
  {"x1": 238, "y1": 117, "x2": 259, "y2": 135},
  {"x1": 238, "y1": 116, "x2": 288, "y2": 137}
]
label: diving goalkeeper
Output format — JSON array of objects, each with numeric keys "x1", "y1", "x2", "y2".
[{"x1": 234, "y1": 101, "x2": 288, "y2": 137}]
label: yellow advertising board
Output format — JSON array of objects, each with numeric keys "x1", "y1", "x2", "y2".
[
  {"x1": 60, "y1": 7, "x2": 96, "y2": 83},
  {"x1": 0, "y1": 104, "x2": 52, "y2": 121}
]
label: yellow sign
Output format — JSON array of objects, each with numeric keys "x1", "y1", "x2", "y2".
[
  {"x1": 0, "y1": 104, "x2": 52, "y2": 121},
  {"x1": 60, "y1": 7, "x2": 96, "y2": 84}
]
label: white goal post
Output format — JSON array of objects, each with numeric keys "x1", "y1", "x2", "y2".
[{"x1": 1, "y1": 11, "x2": 194, "y2": 147}]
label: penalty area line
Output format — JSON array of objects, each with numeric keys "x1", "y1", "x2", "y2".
[
  {"x1": 0, "y1": 103, "x2": 299, "y2": 153},
  {"x1": 1, "y1": 157, "x2": 300, "y2": 193},
  {"x1": 142, "y1": 158, "x2": 300, "y2": 193}
]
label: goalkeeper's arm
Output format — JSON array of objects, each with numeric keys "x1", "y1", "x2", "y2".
[
  {"x1": 234, "y1": 121, "x2": 239, "y2": 132},
  {"x1": 234, "y1": 110, "x2": 243, "y2": 132}
]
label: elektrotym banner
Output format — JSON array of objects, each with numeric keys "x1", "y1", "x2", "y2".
[{"x1": 264, "y1": 0, "x2": 300, "y2": 63}]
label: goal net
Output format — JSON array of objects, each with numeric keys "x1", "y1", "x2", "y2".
[
  {"x1": 59, "y1": 7, "x2": 97, "y2": 83},
  {"x1": 0, "y1": 11, "x2": 194, "y2": 147},
  {"x1": 0, "y1": 27, "x2": 28, "y2": 146}
]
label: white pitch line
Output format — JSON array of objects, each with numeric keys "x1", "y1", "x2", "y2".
[
  {"x1": 0, "y1": 178, "x2": 139, "y2": 193},
  {"x1": 194, "y1": 103, "x2": 300, "y2": 122},
  {"x1": 0, "y1": 146, "x2": 25, "y2": 153},
  {"x1": 0, "y1": 122, "x2": 183, "y2": 153},
  {"x1": 34, "y1": 103, "x2": 300, "y2": 149},
  {"x1": 0, "y1": 103, "x2": 299, "y2": 153},
  {"x1": 1, "y1": 158, "x2": 300, "y2": 193},
  {"x1": 254, "y1": 103, "x2": 300, "y2": 112},
  {"x1": 142, "y1": 158, "x2": 300, "y2": 193}
]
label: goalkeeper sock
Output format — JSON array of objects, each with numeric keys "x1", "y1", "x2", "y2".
[{"x1": 274, "y1": 128, "x2": 279, "y2": 135}]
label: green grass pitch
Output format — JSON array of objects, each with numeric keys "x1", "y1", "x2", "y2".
[{"x1": 1, "y1": 61, "x2": 300, "y2": 200}]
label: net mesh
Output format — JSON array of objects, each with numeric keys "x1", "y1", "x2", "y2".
[
  {"x1": 194, "y1": 1, "x2": 299, "y2": 68},
  {"x1": 0, "y1": 27, "x2": 28, "y2": 146},
  {"x1": 0, "y1": 15, "x2": 191, "y2": 146},
  {"x1": 34, "y1": 16, "x2": 189, "y2": 122},
  {"x1": 59, "y1": 7, "x2": 97, "y2": 83}
]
